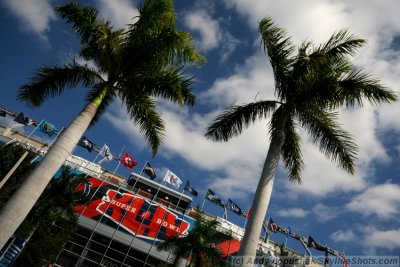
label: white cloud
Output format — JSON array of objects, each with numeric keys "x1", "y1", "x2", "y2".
[
  {"x1": 312, "y1": 204, "x2": 341, "y2": 222},
  {"x1": 277, "y1": 208, "x2": 309, "y2": 218},
  {"x1": 183, "y1": 6, "x2": 241, "y2": 61},
  {"x1": 2, "y1": 0, "x2": 56, "y2": 42},
  {"x1": 200, "y1": 54, "x2": 275, "y2": 107},
  {"x1": 184, "y1": 10, "x2": 221, "y2": 51},
  {"x1": 330, "y1": 229, "x2": 356, "y2": 243},
  {"x1": 362, "y1": 228, "x2": 400, "y2": 252},
  {"x1": 331, "y1": 226, "x2": 400, "y2": 252},
  {"x1": 346, "y1": 183, "x2": 400, "y2": 220},
  {"x1": 97, "y1": 0, "x2": 139, "y2": 29}
]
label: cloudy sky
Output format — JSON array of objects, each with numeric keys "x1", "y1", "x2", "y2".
[{"x1": 1, "y1": 0, "x2": 399, "y2": 258}]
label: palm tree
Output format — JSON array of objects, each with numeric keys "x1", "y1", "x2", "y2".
[
  {"x1": 157, "y1": 209, "x2": 231, "y2": 267},
  {"x1": 14, "y1": 167, "x2": 89, "y2": 266},
  {"x1": 0, "y1": 0, "x2": 205, "y2": 249},
  {"x1": 0, "y1": 144, "x2": 88, "y2": 265},
  {"x1": 205, "y1": 17, "x2": 397, "y2": 265}
]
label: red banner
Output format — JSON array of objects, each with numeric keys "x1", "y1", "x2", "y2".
[{"x1": 74, "y1": 177, "x2": 192, "y2": 241}]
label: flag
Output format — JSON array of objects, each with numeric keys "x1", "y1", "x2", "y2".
[
  {"x1": 228, "y1": 199, "x2": 247, "y2": 217},
  {"x1": 307, "y1": 236, "x2": 316, "y2": 247},
  {"x1": 143, "y1": 162, "x2": 156, "y2": 180},
  {"x1": 38, "y1": 120, "x2": 58, "y2": 136},
  {"x1": 0, "y1": 109, "x2": 6, "y2": 117},
  {"x1": 13, "y1": 112, "x2": 33, "y2": 126},
  {"x1": 163, "y1": 170, "x2": 182, "y2": 189},
  {"x1": 307, "y1": 236, "x2": 326, "y2": 251},
  {"x1": 184, "y1": 181, "x2": 198, "y2": 197},
  {"x1": 98, "y1": 144, "x2": 113, "y2": 164},
  {"x1": 120, "y1": 152, "x2": 137, "y2": 170},
  {"x1": 78, "y1": 136, "x2": 95, "y2": 152},
  {"x1": 206, "y1": 189, "x2": 226, "y2": 208},
  {"x1": 267, "y1": 217, "x2": 279, "y2": 233}
]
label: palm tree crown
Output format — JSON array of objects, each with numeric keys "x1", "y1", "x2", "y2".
[
  {"x1": 205, "y1": 16, "x2": 397, "y2": 265},
  {"x1": 206, "y1": 17, "x2": 396, "y2": 182},
  {"x1": 18, "y1": 0, "x2": 205, "y2": 155}
]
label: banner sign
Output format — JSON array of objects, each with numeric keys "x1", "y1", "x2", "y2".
[{"x1": 74, "y1": 177, "x2": 194, "y2": 243}]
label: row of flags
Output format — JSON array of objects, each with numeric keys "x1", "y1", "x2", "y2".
[
  {"x1": 206, "y1": 189, "x2": 249, "y2": 218},
  {"x1": 77, "y1": 137, "x2": 138, "y2": 170},
  {"x1": 2, "y1": 108, "x2": 202, "y2": 202},
  {"x1": 78, "y1": 136, "x2": 200, "y2": 197},
  {"x1": 0, "y1": 109, "x2": 59, "y2": 137},
  {"x1": 266, "y1": 218, "x2": 349, "y2": 267}
]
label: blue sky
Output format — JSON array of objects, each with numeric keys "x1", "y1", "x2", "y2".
[{"x1": 1, "y1": 0, "x2": 399, "y2": 259}]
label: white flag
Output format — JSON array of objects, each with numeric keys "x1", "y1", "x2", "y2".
[
  {"x1": 98, "y1": 144, "x2": 113, "y2": 164},
  {"x1": 163, "y1": 170, "x2": 182, "y2": 189}
]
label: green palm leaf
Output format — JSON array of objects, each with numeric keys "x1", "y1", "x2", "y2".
[{"x1": 205, "y1": 101, "x2": 279, "y2": 141}]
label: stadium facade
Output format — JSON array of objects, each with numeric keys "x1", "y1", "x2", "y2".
[{"x1": 0, "y1": 117, "x2": 326, "y2": 267}]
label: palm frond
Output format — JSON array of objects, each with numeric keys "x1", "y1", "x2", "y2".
[
  {"x1": 259, "y1": 17, "x2": 295, "y2": 100},
  {"x1": 123, "y1": 65, "x2": 195, "y2": 106},
  {"x1": 318, "y1": 29, "x2": 366, "y2": 60},
  {"x1": 18, "y1": 61, "x2": 103, "y2": 107},
  {"x1": 205, "y1": 101, "x2": 278, "y2": 142},
  {"x1": 280, "y1": 118, "x2": 304, "y2": 183},
  {"x1": 335, "y1": 68, "x2": 398, "y2": 107},
  {"x1": 55, "y1": 3, "x2": 101, "y2": 44},
  {"x1": 122, "y1": 93, "x2": 165, "y2": 155},
  {"x1": 80, "y1": 28, "x2": 125, "y2": 74},
  {"x1": 299, "y1": 108, "x2": 358, "y2": 175}
]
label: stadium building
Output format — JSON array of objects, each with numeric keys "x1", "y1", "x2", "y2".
[{"x1": 0, "y1": 109, "x2": 340, "y2": 267}]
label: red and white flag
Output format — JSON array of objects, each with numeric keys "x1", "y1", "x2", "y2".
[
  {"x1": 120, "y1": 152, "x2": 137, "y2": 170},
  {"x1": 163, "y1": 170, "x2": 182, "y2": 189}
]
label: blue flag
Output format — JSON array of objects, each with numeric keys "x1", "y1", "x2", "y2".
[
  {"x1": 38, "y1": 120, "x2": 58, "y2": 136},
  {"x1": 206, "y1": 189, "x2": 226, "y2": 208},
  {"x1": 143, "y1": 162, "x2": 156, "y2": 180},
  {"x1": 184, "y1": 181, "x2": 198, "y2": 197},
  {"x1": 228, "y1": 199, "x2": 247, "y2": 217},
  {"x1": 13, "y1": 112, "x2": 33, "y2": 126},
  {"x1": 78, "y1": 136, "x2": 95, "y2": 152}
]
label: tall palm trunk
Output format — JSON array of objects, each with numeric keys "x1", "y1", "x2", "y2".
[
  {"x1": 237, "y1": 129, "x2": 285, "y2": 266},
  {"x1": 0, "y1": 102, "x2": 98, "y2": 249}
]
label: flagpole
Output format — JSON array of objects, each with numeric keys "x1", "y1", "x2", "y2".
[
  {"x1": 2, "y1": 115, "x2": 20, "y2": 137},
  {"x1": 139, "y1": 161, "x2": 148, "y2": 176},
  {"x1": 21, "y1": 119, "x2": 43, "y2": 144},
  {"x1": 93, "y1": 144, "x2": 104, "y2": 163},
  {"x1": 0, "y1": 150, "x2": 29, "y2": 189},
  {"x1": 200, "y1": 198, "x2": 206, "y2": 210},
  {"x1": 111, "y1": 145, "x2": 125, "y2": 177},
  {"x1": 49, "y1": 127, "x2": 64, "y2": 146},
  {"x1": 243, "y1": 205, "x2": 251, "y2": 228},
  {"x1": 223, "y1": 205, "x2": 228, "y2": 220},
  {"x1": 174, "y1": 187, "x2": 185, "y2": 211}
]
